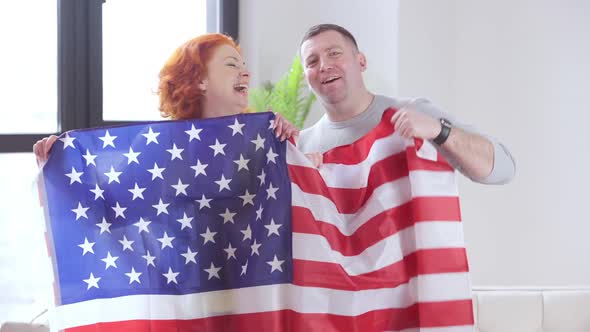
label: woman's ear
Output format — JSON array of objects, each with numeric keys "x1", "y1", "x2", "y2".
[{"x1": 198, "y1": 79, "x2": 208, "y2": 92}]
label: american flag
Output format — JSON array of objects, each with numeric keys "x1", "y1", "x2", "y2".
[{"x1": 40, "y1": 110, "x2": 474, "y2": 331}]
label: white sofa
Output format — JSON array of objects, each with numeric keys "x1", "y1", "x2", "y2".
[
  {"x1": 3, "y1": 288, "x2": 590, "y2": 331},
  {"x1": 472, "y1": 288, "x2": 590, "y2": 332}
]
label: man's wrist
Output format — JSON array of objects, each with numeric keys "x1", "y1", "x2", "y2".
[{"x1": 433, "y1": 118, "x2": 452, "y2": 145}]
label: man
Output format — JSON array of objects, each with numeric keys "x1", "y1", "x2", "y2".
[{"x1": 297, "y1": 24, "x2": 515, "y2": 184}]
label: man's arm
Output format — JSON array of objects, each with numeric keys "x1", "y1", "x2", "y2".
[
  {"x1": 437, "y1": 126, "x2": 494, "y2": 181},
  {"x1": 390, "y1": 100, "x2": 515, "y2": 184}
]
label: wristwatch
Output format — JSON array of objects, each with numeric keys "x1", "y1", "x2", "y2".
[{"x1": 433, "y1": 118, "x2": 452, "y2": 145}]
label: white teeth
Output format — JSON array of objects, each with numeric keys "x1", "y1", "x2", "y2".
[
  {"x1": 234, "y1": 84, "x2": 248, "y2": 92},
  {"x1": 322, "y1": 76, "x2": 339, "y2": 84}
]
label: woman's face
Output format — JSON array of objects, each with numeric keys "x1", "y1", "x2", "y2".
[{"x1": 199, "y1": 44, "x2": 250, "y2": 117}]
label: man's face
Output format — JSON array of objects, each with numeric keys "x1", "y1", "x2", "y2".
[{"x1": 300, "y1": 30, "x2": 366, "y2": 105}]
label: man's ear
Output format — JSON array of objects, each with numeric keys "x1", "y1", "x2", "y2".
[{"x1": 358, "y1": 52, "x2": 367, "y2": 72}]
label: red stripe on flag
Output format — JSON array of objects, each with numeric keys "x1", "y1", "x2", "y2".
[
  {"x1": 292, "y1": 248, "x2": 469, "y2": 291},
  {"x1": 289, "y1": 151, "x2": 453, "y2": 215},
  {"x1": 292, "y1": 197, "x2": 462, "y2": 256},
  {"x1": 322, "y1": 108, "x2": 398, "y2": 165},
  {"x1": 65, "y1": 300, "x2": 473, "y2": 332},
  {"x1": 288, "y1": 153, "x2": 408, "y2": 214}
]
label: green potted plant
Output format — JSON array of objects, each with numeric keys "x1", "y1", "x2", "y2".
[{"x1": 249, "y1": 55, "x2": 316, "y2": 129}]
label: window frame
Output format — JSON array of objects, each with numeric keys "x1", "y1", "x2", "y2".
[{"x1": 0, "y1": 0, "x2": 238, "y2": 153}]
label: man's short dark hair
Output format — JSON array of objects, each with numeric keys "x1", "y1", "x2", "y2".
[{"x1": 300, "y1": 24, "x2": 359, "y2": 50}]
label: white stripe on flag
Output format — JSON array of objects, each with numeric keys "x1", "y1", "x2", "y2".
[
  {"x1": 291, "y1": 171, "x2": 458, "y2": 236},
  {"x1": 293, "y1": 222, "x2": 466, "y2": 276},
  {"x1": 53, "y1": 274, "x2": 472, "y2": 330},
  {"x1": 288, "y1": 135, "x2": 407, "y2": 188}
]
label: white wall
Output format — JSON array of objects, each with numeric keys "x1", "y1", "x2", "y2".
[
  {"x1": 399, "y1": 0, "x2": 590, "y2": 287},
  {"x1": 239, "y1": 0, "x2": 399, "y2": 127}
]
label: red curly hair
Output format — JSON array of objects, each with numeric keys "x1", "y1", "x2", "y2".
[{"x1": 158, "y1": 34, "x2": 240, "y2": 120}]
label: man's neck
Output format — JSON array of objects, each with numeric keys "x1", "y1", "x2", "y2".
[{"x1": 324, "y1": 91, "x2": 375, "y2": 122}]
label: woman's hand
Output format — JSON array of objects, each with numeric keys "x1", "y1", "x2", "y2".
[
  {"x1": 273, "y1": 112, "x2": 299, "y2": 142},
  {"x1": 33, "y1": 135, "x2": 59, "y2": 165}
]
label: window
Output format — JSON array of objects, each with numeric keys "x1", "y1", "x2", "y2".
[
  {"x1": 102, "y1": 0, "x2": 207, "y2": 121},
  {"x1": 0, "y1": 0, "x2": 237, "y2": 323}
]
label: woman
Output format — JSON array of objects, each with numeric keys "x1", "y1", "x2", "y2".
[{"x1": 33, "y1": 33, "x2": 298, "y2": 162}]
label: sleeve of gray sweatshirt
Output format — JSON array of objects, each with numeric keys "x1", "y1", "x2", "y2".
[{"x1": 411, "y1": 98, "x2": 516, "y2": 185}]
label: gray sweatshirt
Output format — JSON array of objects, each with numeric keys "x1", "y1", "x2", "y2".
[{"x1": 297, "y1": 95, "x2": 515, "y2": 185}]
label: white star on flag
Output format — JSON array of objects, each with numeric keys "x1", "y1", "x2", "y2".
[
  {"x1": 267, "y1": 255, "x2": 285, "y2": 273},
  {"x1": 228, "y1": 118, "x2": 245, "y2": 136},
  {"x1": 101, "y1": 252, "x2": 118, "y2": 269},
  {"x1": 200, "y1": 227, "x2": 217, "y2": 244},
  {"x1": 104, "y1": 166, "x2": 122, "y2": 184},
  {"x1": 96, "y1": 217, "x2": 112, "y2": 234},
  {"x1": 71, "y1": 202, "x2": 89, "y2": 220},
  {"x1": 219, "y1": 208, "x2": 237, "y2": 224},
  {"x1": 119, "y1": 235, "x2": 134, "y2": 251},
  {"x1": 162, "y1": 267, "x2": 179, "y2": 284},
  {"x1": 142, "y1": 251, "x2": 156, "y2": 267},
  {"x1": 83, "y1": 273, "x2": 101, "y2": 289},
  {"x1": 152, "y1": 199, "x2": 170, "y2": 215},
  {"x1": 157, "y1": 232, "x2": 175, "y2": 249},
  {"x1": 90, "y1": 184, "x2": 104, "y2": 200},
  {"x1": 142, "y1": 127, "x2": 160, "y2": 145},
  {"x1": 214, "y1": 174, "x2": 232, "y2": 192},
  {"x1": 209, "y1": 139, "x2": 226, "y2": 156},
  {"x1": 266, "y1": 183, "x2": 279, "y2": 200},
  {"x1": 176, "y1": 213, "x2": 193, "y2": 230},
  {"x1": 233, "y1": 154, "x2": 250, "y2": 171},
  {"x1": 181, "y1": 247, "x2": 198, "y2": 264},
  {"x1": 99, "y1": 130, "x2": 117, "y2": 148},
  {"x1": 239, "y1": 190, "x2": 256, "y2": 206},
  {"x1": 266, "y1": 147, "x2": 278, "y2": 164},
  {"x1": 128, "y1": 183, "x2": 146, "y2": 200},
  {"x1": 82, "y1": 149, "x2": 97, "y2": 166},
  {"x1": 65, "y1": 167, "x2": 83, "y2": 185},
  {"x1": 241, "y1": 260, "x2": 248, "y2": 276},
  {"x1": 185, "y1": 124, "x2": 202, "y2": 141},
  {"x1": 257, "y1": 169, "x2": 266, "y2": 185},
  {"x1": 241, "y1": 224, "x2": 252, "y2": 241},
  {"x1": 264, "y1": 218, "x2": 282, "y2": 237},
  {"x1": 204, "y1": 262, "x2": 222, "y2": 280},
  {"x1": 78, "y1": 237, "x2": 95, "y2": 256},
  {"x1": 224, "y1": 243, "x2": 237, "y2": 260},
  {"x1": 134, "y1": 217, "x2": 151, "y2": 233},
  {"x1": 250, "y1": 134, "x2": 265, "y2": 151},
  {"x1": 190, "y1": 160, "x2": 208, "y2": 177},
  {"x1": 250, "y1": 239, "x2": 262, "y2": 256},
  {"x1": 167, "y1": 144, "x2": 184, "y2": 160},
  {"x1": 111, "y1": 202, "x2": 127, "y2": 219},
  {"x1": 59, "y1": 133, "x2": 76, "y2": 149},
  {"x1": 255, "y1": 205, "x2": 264, "y2": 221},
  {"x1": 125, "y1": 267, "x2": 142, "y2": 284},
  {"x1": 195, "y1": 194, "x2": 212, "y2": 210},
  {"x1": 147, "y1": 163, "x2": 166, "y2": 180},
  {"x1": 171, "y1": 178, "x2": 189, "y2": 196},
  {"x1": 123, "y1": 147, "x2": 141, "y2": 164}
]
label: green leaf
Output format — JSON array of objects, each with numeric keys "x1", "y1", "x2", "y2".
[{"x1": 248, "y1": 54, "x2": 317, "y2": 129}]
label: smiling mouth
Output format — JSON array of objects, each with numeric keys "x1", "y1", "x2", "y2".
[
  {"x1": 321, "y1": 76, "x2": 341, "y2": 84},
  {"x1": 234, "y1": 84, "x2": 248, "y2": 93}
]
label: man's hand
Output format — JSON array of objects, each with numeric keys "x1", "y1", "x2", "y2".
[
  {"x1": 390, "y1": 108, "x2": 441, "y2": 140},
  {"x1": 305, "y1": 152, "x2": 323, "y2": 168}
]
